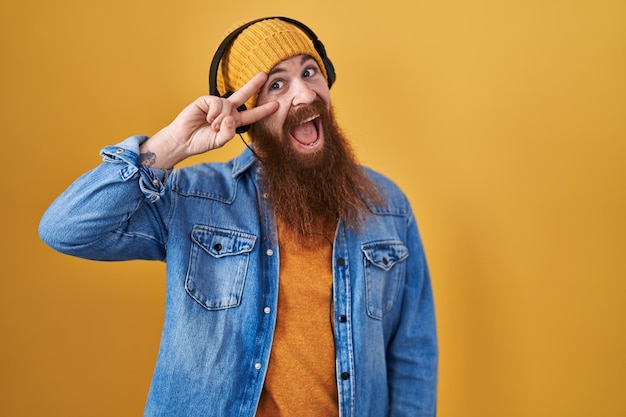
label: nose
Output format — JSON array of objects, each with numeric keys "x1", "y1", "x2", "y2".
[{"x1": 290, "y1": 79, "x2": 316, "y2": 106}]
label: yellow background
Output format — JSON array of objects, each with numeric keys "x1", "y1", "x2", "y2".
[{"x1": 1, "y1": 0, "x2": 624, "y2": 416}]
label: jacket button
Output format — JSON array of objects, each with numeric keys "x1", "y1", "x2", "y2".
[
  {"x1": 341, "y1": 372, "x2": 350, "y2": 380},
  {"x1": 338, "y1": 315, "x2": 347, "y2": 323},
  {"x1": 213, "y1": 243, "x2": 222, "y2": 252}
]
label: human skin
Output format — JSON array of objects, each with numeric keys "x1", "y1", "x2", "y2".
[
  {"x1": 137, "y1": 72, "x2": 278, "y2": 169},
  {"x1": 137, "y1": 54, "x2": 330, "y2": 170}
]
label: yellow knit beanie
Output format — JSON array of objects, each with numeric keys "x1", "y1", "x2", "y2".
[{"x1": 216, "y1": 18, "x2": 329, "y2": 110}]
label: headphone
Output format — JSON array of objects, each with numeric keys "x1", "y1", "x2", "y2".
[{"x1": 208, "y1": 16, "x2": 336, "y2": 133}]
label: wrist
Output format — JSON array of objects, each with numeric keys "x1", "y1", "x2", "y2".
[{"x1": 139, "y1": 129, "x2": 187, "y2": 169}]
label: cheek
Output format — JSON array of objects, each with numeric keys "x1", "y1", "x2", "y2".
[
  {"x1": 319, "y1": 90, "x2": 331, "y2": 110},
  {"x1": 259, "y1": 103, "x2": 289, "y2": 129},
  {"x1": 254, "y1": 110, "x2": 283, "y2": 139}
]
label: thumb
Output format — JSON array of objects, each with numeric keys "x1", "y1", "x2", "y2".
[{"x1": 214, "y1": 115, "x2": 237, "y2": 148}]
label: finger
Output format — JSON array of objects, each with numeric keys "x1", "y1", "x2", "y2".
[
  {"x1": 205, "y1": 98, "x2": 224, "y2": 124},
  {"x1": 215, "y1": 116, "x2": 237, "y2": 146},
  {"x1": 210, "y1": 101, "x2": 233, "y2": 130},
  {"x1": 238, "y1": 101, "x2": 279, "y2": 127},
  {"x1": 226, "y1": 72, "x2": 268, "y2": 108}
]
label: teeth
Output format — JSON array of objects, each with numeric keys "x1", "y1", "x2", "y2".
[{"x1": 300, "y1": 115, "x2": 319, "y2": 124}]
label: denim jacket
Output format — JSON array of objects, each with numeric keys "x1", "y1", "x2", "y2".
[{"x1": 39, "y1": 135, "x2": 438, "y2": 417}]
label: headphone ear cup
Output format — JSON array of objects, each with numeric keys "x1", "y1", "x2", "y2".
[
  {"x1": 235, "y1": 104, "x2": 250, "y2": 134},
  {"x1": 236, "y1": 123, "x2": 250, "y2": 134},
  {"x1": 323, "y1": 56, "x2": 336, "y2": 88},
  {"x1": 312, "y1": 39, "x2": 336, "y2": 88}
]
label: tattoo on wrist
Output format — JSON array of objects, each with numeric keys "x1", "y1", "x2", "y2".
[{"x1": 139, "y1": 151, "x2": 157, "y2": 167}]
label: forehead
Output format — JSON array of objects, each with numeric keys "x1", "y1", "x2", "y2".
[{"x1": 269, "y1": 55, "x2": 319, "y2": 75}]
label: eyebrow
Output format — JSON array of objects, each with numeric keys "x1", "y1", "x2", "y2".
[{"x1": 268, "y1": 55, "x2": 316, "y2": 76}]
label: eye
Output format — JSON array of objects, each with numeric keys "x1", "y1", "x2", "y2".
[
  {"x1": 269, "y1": 80, "x2": 284, "y2": 90},
  {"x1": 302, "y1": 67, "x2": 316, "y2": 78}
]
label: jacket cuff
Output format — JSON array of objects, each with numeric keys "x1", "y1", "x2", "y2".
[{"x1": 100, "y1": 135, "x2": 171, "y2": 202}]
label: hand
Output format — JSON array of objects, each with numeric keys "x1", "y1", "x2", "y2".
[{"x1": 142, "y1": 72, "x2": 278, "y2": 168}]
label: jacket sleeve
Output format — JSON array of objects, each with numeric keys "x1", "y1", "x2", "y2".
[
  {"x1": 39, "y1": 135, "x2": 173, "y2": 262},
  {"x1": 387, "y1": 210, "x2": 438, "y2": 416}
]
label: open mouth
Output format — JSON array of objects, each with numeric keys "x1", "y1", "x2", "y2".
[{"x1": 289, "y1": 115, "x2": 322, "y2": 148}]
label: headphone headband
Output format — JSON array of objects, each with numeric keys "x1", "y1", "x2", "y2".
[{"x1": 208, "y1": 17, "x2": 336, "y2": 98}]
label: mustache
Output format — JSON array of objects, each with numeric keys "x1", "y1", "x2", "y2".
[{"x1": 284, "y1": 99, "x2": 329, "y2": 131}]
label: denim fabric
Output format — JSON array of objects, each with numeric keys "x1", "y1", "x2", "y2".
[{"x1": 39, "y1": 135, "x2": 438, "y2": 417}]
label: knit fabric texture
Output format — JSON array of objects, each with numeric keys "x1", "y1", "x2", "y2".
[{"x1": 216, "y1": 18, "x2": 328, "y2": 109}]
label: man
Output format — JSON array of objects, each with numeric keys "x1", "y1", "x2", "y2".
[{"x1": 39, "y1": 17, "x2": 438, "y2": 417}]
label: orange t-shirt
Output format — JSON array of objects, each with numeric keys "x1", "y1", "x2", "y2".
[{"x1": 256, "y1": 223, "x2": 338, "y2": 417}]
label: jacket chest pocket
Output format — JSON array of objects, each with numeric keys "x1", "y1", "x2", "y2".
[
  {"x1": 185, "y1": 225, "x2": 256, "y2": 310},
  {"x1": 362, "y1": 241, "x2": 409, "y2": 319}
]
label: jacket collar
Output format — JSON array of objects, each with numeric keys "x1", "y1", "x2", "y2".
[{"x1": 231, "y1": 147, "x2": 258, "y2": 178}]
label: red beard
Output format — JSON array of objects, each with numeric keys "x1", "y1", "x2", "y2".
[{"x1": 249, "y1": 100, "x2": 383, "y2": 242}]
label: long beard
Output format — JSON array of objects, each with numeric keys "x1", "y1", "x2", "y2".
[{"x1": 249, "y1": 100, "x2": 383, "y2": 242}]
